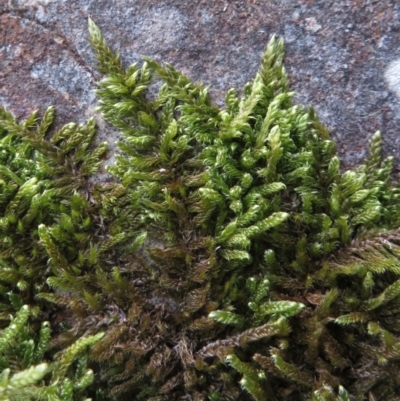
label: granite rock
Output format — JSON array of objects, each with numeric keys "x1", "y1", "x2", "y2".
[{"x1": 1, "y1": 0, "x2": 400, "y2": 170}]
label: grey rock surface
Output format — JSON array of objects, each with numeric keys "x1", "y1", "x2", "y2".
[{"x1": 1, "y1": 0, "x2": 400, "y2": 170}]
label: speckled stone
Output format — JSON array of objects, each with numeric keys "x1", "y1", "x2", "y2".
[{"x1": 1, "y1": 0, "x2": 400, "y2": 171}]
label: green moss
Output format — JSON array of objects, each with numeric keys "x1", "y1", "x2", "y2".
[
  {"x1": 0, "y1": 305, "x2": 103, "y2": 401},
  {"x1": 0, "y1": 17, "x2": 400, "y2": 401}
]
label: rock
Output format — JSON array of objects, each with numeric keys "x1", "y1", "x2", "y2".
[{"x1": 1, "y1": 0, "x2": 400, "y2": 170}]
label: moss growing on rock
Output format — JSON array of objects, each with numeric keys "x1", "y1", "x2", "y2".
[{"x1": 0, "y1": 18, "x2": 399, "y2": 401}]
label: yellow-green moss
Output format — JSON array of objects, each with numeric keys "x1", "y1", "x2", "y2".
[{"x1": 0, "y1": 17, "x2": 400, "y2": 401}]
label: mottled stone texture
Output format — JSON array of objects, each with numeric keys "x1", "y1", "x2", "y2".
[{"x1": 1, "y1": 0, "x2": 400, "y2": 169}]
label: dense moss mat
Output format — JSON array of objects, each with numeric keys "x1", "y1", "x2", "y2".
[{"x1": 1, "y1": 18, "x2": 400, "y2": 401}]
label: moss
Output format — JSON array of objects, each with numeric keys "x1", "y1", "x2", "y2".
[
  {"x1": 0, "y1": 305, "x2": 103, "y2": 401},
  {"x1": 0, "y1": 17, "x2": 400, "y2": 401}
]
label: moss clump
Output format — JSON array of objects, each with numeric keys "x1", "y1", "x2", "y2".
[
  {"x1": 0, "y1": 17, "x2": 400, "y2": 401},
  {"x1": 0, "y1": 305, "x2": 103, "y2": 401}
]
